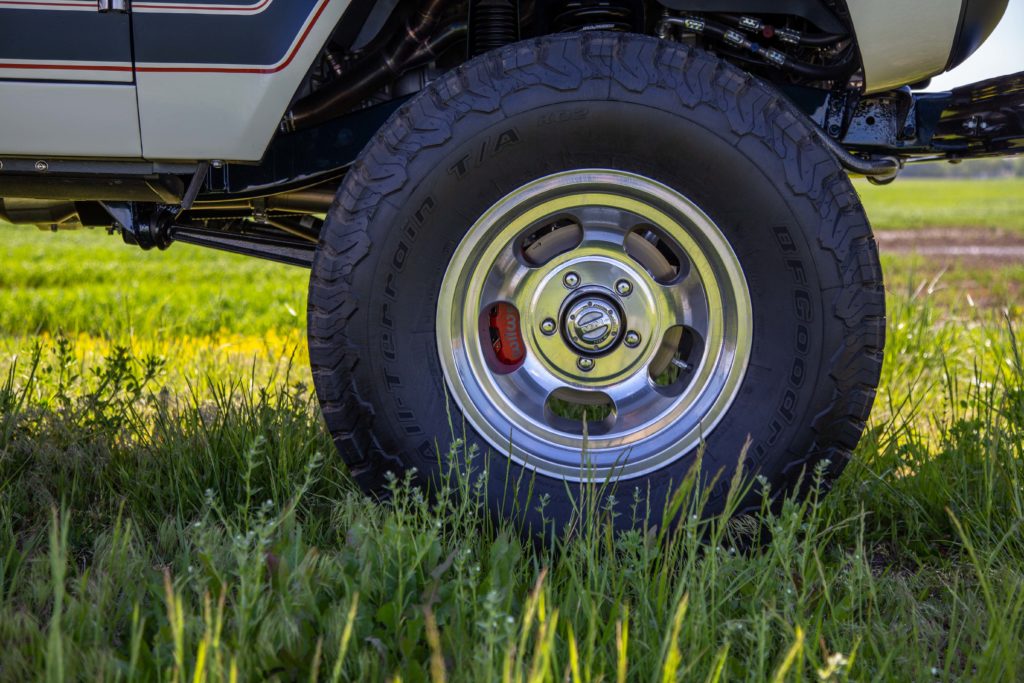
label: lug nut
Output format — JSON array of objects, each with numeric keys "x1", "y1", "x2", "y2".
[
  {"x1": 615, "y1": 279, "x2": 633, "y2": 296},
  {"x1": 624, "y1": 331, "x2": 641, "y2": 348},
  {"x1": 540, "y1": 318, "x2": 557, "y2": 335},
  {"x1": 563, "y1": 272, "x2": 580, "y2": 289},
  {"x1": 577, "y1": 357, "x2": 595, "y2": 372}
]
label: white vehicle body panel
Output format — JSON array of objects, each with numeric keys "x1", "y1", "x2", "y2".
[
  {"x1": 847, "y1": 0, "x2": 962, "y2": 93},
  {"x1": 0, "y1": 1, "x2": 138, "y2": 156},
  {"x1": 134, "y1": 0, "x2": 352, "y2": 161},
  {"x1": 0, "y1": 82, "x2": 142, "y2": 157},
  {"x1": 0, "y1": 0, "x2": 351, "y2": 162}
]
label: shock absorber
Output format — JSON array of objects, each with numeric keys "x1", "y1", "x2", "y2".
[{"x1": 469, "y1": 0, "x2": 519, "y2": 55}]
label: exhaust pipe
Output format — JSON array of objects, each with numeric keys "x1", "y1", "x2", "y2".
[{"x1": 282, "y1": 0, "x2": 461, "y2": 132}]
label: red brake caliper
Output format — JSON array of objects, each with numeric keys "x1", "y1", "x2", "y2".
[{"x1": 488, "y1": 302, "x2": 526, "y2": 367}]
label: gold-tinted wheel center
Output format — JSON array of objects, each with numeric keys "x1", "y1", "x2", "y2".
[{"x1": 563, "y1": 294, "x2": 623, "y2": 355}]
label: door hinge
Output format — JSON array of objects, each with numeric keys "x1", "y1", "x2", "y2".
[{"x1": 98, "y1": 0, "x2": 129, "y2": 12}]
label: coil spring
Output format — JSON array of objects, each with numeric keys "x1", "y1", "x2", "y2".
[
  {"x1": 551, "y1": 1, "x2": 637, "y2": 32},
  {"x1": 469, "y1": 0, "x2": 518, "y2": 55}
]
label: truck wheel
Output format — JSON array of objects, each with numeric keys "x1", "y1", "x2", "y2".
[{"x1": 308, "y1": 32, "x2": 884, "y2": 531}]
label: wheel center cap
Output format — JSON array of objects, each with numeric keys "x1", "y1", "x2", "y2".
[{"x1": 564, "y1": 295, "x2": 623, "y2": 354}]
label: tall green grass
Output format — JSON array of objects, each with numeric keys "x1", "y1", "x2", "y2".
[{"x1": 1, "y1": 291, "x2": 1022, "y2": 681}]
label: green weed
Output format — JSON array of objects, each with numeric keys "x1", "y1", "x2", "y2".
[{"x1": 0, "y1": 295, "x2": 1021, "y2": 680}]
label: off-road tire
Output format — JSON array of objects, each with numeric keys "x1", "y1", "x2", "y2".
[{"x1": 308, "y1": 32, "x2": 885, "y2": 531}]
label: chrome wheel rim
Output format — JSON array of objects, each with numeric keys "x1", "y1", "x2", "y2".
[{"x1": 436, "y1": 170, "x2": 752, "y2": 480}]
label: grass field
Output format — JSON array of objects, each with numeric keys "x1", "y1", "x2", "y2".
[
  {"x1": 854, "y1": 178, "x2": 1024, "y2": 232},
  {"x1": 2, "y1": 179, "x2": 1024, "y2": 681}
]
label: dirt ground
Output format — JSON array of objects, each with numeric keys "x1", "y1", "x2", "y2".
[
  {"x1": 875, "y1": 228, "x2": 1024, "y2": 307},
  {"x1": 875, "y1": 228, "x2": 1024, "y2": 266}
]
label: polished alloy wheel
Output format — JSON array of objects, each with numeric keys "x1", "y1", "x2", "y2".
[{"x1": 437, "y1": 170, "x2": 753, "y2": 480}]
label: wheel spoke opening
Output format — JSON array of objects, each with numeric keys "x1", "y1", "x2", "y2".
[
  {"x1": 649, "y1": 324, "x2": 706, "y2": 393},
  {"x1": 519, "y1": 216, "x2": 583, "y2": 266},
  {"x1": 545, "y1": 387, "x2": 616, "y2": 435},
  {"x1": 625, "y1": 224, "x2": 689, "y2": 284}
]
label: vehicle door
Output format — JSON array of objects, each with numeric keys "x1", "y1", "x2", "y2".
[{"x1": 0, "y1": 0, "x2": 141, "y2": 157}]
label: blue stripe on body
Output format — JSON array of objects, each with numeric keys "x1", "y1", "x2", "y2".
[
  {"x1": 132, "y1": 0, "x2": 320, "y2": 66},
  {"x1": 0, "y1": 10, "x2": 132, "y2": 63}
]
